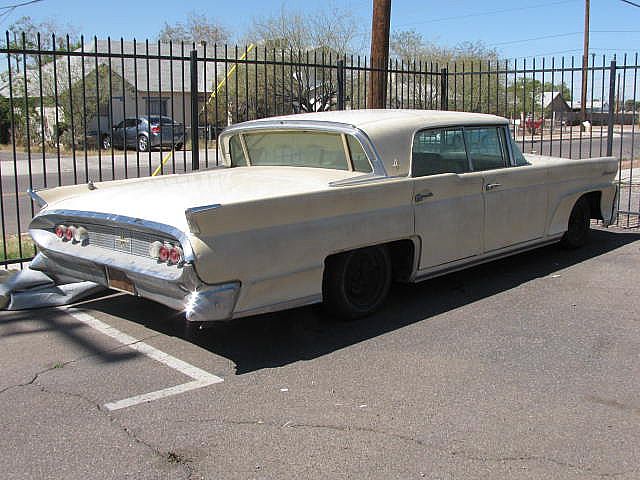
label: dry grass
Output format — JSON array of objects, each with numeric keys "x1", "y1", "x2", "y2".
[{"x1": 0, "y1": 234, "x2": 36, "y2": 262}]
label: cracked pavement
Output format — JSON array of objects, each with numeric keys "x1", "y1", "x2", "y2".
[{"x1": 2, "y1": 227, "x2": 640, "y2": 479}]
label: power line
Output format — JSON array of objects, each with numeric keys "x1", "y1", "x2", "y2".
[
  {"x1": 0, "y1": 0, "x2": 44, "y2": 10},
  {"x1": 491, "y1": 32, "x2": 581, "y2": 46},
  {"x1": 620, "y1": 0, "x2": 640, "y2": 7},
  {"x1": 395, "y1": 0, "x2": 578, "y2": 27},
  {"x1": 490, "y1": 29, "x2": 640, "y2": 47}
]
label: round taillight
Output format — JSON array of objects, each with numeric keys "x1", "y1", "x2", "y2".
[
  {"x1": 55, "y1": 225, "x2": 67, "y2": 239},
  {"x1": 149, "y1": 241, "x2": 163, "y2": 259},
  {"x1": 64, "y1": 226, "x2": 76, "y2": 242},
  {"x1": 169, "y1": 246, "x2": 183, "y2": 265},
  {"x1": 158, "y1": 244, "x2": 170, "y2": 262},
  {"x1": 73, "y1": 226, "x2": 88, "y2": 244}
]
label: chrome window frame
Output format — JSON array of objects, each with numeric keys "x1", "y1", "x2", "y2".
[{"x1": 218, "y1": 120, "x2": 386, "y2": 176}]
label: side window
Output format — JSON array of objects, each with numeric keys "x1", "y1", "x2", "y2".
[
  {"x1": 465, "y1": 127, "x2": 507, "y2": 171},
  {"x1": 229, "y1": 135, "x2": 247, "y2": 167},
  {"x1": 114, "y1": 121, "x2": 125, "y2": 129},
  {"x1": 412, "y1": 128, "x2": 469, "y2": 177},
  {"x1": 124, "y1": 119, "x2": 138, "y2": 128},
  {"x1": 511, "y1": 139, "x2": 530, "y2": 166},
  {"x1": 346, "y1": 135, "x2": 372, "y2": 173}
]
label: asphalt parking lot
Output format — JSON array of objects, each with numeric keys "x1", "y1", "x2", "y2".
[{"x1": 2, "y1": 226, "x2": 640, "y2": 479}]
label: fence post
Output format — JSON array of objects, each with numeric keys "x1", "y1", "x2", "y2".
[
  {"x1": 337, "y1": 59, "x2": 345, "y2": 110},
  {"x1": 190, "y1": 49, "x2": 200, "y2": 171},
  {"x1": 440, "y1": 68, "x2": 448, "y2": 111},
  {"x1": 606, "y1": 59, "x2": 617, "y2": 157}
]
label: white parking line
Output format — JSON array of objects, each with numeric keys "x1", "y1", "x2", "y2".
[{"x1": 63, "y1": 308, "x2": 223, "y2": 411}]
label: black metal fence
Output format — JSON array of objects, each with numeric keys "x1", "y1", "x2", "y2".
[{"x1": 1, "y1": 34, "x2": 639, "y2": 267}]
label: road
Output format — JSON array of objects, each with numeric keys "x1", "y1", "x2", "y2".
[{"x1": 1, "y1": 227, "x2": 640, "y2": 479}]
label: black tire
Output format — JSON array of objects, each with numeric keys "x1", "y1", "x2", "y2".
[
  {"x1": 561, "y1": 196, "x2": 591, "y2": 249},
  {"x1": 101, "y1": 134, "x2": 111, "y2": 150},
  {"x1": 323, "y1": 245, "x2": 392, "y2": 320},
  {"x1": 137, "y1": 134, "x2": 149, "y2": 152}
]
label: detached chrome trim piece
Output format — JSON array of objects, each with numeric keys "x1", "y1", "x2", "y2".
[
  {"x1": 185, "y1": 203, "x2": 222, "y2": 234},
  {"x1": 27, "y1": 188, "x2": 47, "y2": 207}
]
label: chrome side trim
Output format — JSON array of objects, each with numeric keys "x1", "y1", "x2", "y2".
[
  {"x1": 27, "y1": 188, "x2": 47, "y2": 207},
  {"x1": 184, "y1": 203, "x2": 221, "y2": 234},
  {"x1": 413, "y1": 235, "x2": 563, "y2": 283},
  {"x1": 31, "y1": 209, "x2": 195, "y2": 262}
]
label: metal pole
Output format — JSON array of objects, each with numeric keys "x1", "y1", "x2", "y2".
[
  {"x1": 581, "y1": 0, "x2": 590, "y2": 122},
  {"x1": 337, "y1": 59, "x2": 345, "y2": 110},
  {"x1": 606, "y1": 59, "x2": 617, "y2": 157},
  {"x1": 440, "y1": 68, "x2": 448, "y2": 110},
  {"x1": 368, "y1": 0, "x2": 391, "y2": 108},
  {"x1": 190, "y1": 49, "x2": 200, "y2": 171}
]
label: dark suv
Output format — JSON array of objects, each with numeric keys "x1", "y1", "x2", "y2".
[{"x1": 102, "y1": 116, "x2": 185, "y2": 152}]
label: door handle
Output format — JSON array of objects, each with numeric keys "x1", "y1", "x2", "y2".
[
  {"x1": 485, "y1": 183, "x2": 502, "y2": 191},
  {"x1": 414, "y1": 191, "x2": 434, "y2": 203}
]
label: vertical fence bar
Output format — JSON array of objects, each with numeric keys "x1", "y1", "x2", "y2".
[
  {"x1": 181, "y1": 41, "x2": 187, "y2": 168},
  {"x1": 170, "y1": 40, "x2": 177, "y2": 172},
  {"x1": 121, "y1": 38, "x2": 128, "y2": 178},
  {"x1": 80, "y1": 36, "x2": 89, "y2": 183},
  {"x1": 133, "y1": 39, "x2": 140, "y2": 177},
  {"x1": 21, "y1": 33, "x2": 34, "y2": 221},
  {"x1": 190, "y1": 49, "x2": 199, "y2": 171},
  {"x1": 52, "y1": 34, "x2": 62, "y2": 185},
  {"x1": 440, "y1": 68, "x2": 448, "y2": 110},
  {"x1": 337, "y1": 59, "x2": 345, "y2": 110},
  {"x1": 628, "y1": 53, "x2": 638, "y2": 226},
  {"x1": 606, "y1": 59, "x2": 617, "y2": 156},
  {"x1": 94, "y1": 37, "x2": 103, "y2": 182}
]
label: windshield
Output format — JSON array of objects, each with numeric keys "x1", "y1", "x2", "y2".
[{"x1": 228, "y1": 131, "x2": 372, "y2": 172}]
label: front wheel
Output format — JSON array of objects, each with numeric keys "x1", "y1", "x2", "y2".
[
  {"x1": 561, "y1": 196, "x2": 591, "y2": 249},
  {"x1": 323, "y1": 245, "x2": 392, "y2": 321},
  {"x1": 137, "y1": 135, "x2": 149, "y2": 152}
]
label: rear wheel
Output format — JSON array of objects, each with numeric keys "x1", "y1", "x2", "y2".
[
  {"x1": 101, "y1": 134, "x2": 111, "y2": 150},
  {"x1": 323, "y1": 245, "x2": 392, "y2": 320},
  {"x1": 137, "y1": 135, "x2": 149, "y2": 152},
  {"x1": 561, "y1": 196, "x2": 591, "y2": 249}
]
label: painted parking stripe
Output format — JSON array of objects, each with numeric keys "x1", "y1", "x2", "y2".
[{"x1": 63, "y1": 308, "x2": 223, "y2": 411}]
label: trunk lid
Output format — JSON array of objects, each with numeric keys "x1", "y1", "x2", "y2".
[{"x1": 37, "y1": 167, "x2": 359, "y2": 231}]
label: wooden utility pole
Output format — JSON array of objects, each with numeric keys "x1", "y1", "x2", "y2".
[
  {"x1": 368, "y1": 0, "x2": 392, "y2": 108},
  {"x1": 581, "y1": 0, "x2": 590, "y2": 122}
]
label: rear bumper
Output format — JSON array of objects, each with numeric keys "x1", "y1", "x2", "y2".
[
  {"x1": 150, "y1": 133, "x2": 184, "y2": 147},
  {"x1": 30, "y1": 250, "x2": 240, "y2": 322}
]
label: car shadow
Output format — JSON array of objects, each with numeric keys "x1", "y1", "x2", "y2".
[{"x1": 76, "y1": 228, "x2": 640, "y2": 374}]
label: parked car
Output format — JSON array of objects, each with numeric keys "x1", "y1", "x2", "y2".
[
  {"x1": 27, "y1": 110, "x2": 618, "y2": 324},
  {"x1": 102, "y1": 116, "x2": 185, "y2": 152}
]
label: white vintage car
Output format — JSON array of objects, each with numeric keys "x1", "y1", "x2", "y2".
[{"x1": 28, "y1": 110, "x2": 618, "y2": 323}]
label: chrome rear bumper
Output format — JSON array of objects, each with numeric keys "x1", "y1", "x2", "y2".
[{"x1": 30, "y1": 251, "x2": 240, "y2": 322}]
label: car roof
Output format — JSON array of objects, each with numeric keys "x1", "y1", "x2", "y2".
[
  {"x1": 227, "y1": 109, "x2": 508, "y2": 176},
  {"x1": 265, "y1": 109, "x2": 507, "y2": 130}
]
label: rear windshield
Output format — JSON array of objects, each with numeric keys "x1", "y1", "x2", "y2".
[{"x1": 228, "y1": 131, "x2": 372, "y2": 172}]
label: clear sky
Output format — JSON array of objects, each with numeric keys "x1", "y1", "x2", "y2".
[{"x1": 1, "y1": 0, "x2": 638, "y2": 62}]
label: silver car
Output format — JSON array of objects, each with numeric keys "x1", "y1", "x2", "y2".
[{"x1": 104, "y1": 116, "x2": 185, "y2": 152}]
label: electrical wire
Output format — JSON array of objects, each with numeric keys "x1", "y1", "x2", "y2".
[{"x1": 395, "y1": 0, "x2": 579, "y2": 27}]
